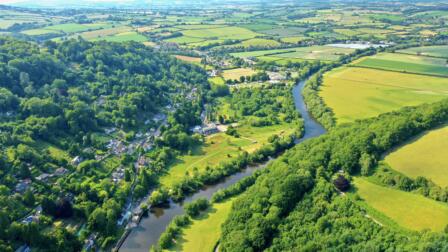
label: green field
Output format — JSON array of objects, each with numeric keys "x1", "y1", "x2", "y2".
[
  {"x1": 320, "y1": 67, "x2": 448, "y2": 123},
  {"x1": 385, "y1": 126, "x2": 448, "y2": 187},
  {"x1": 21, "y1": 28, "x2": 61, "y2": 36},
  {"x1": 168, "y1": 198, "x2": 235, "y2": 252},
  {"x1": 222, "y1": 68, "x2": 256, "y2": 80},
  {"x1": 160, "y1": 122, "x2": 295, "y2": 187},
  {"x1": 92, "y1": 32, "x2": 148, "y2": 42},
  {"x1": 44, "y1": 23, "x2": 113, "y2": 33},
  {"x1": 231, "y1": 45, "x2": 354, "y2": 62},
  {"x1": 398, "y1": 45, "x2": 448, "y2": 59},
  {"x1": 353, "y1": 53, "x2": 448, "y2": 77},
  {"x1": 181, "y1": 26, "x2": 260, "y2": 40},
  {"x1": 354, "y1": 178, "x2": 448, "y2": 232}
]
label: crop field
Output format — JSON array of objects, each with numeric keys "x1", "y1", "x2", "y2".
[
  {"x1": 168, "y1": 198, "x2": 235, "y2": 252},
  {"x1": 174, "y1": 55, "x2": 202, "y2": 63},
  {"x1": 21, "y1": 29, "x2": 61, "y2": 36},
  {"x1": 398, "y1": 45, "x2": 448, "y2": 59},
  {"x1": 352, "y1": 53, "x2": 448, "y2": 77},
  {"x1": 232, "y1": 38, "x2": 281, "y2": 48},
  {"x1": 92, "y1": 32, "x2": 147, "y2": 42},
  {"x1": 320, "y1": 67, "x2": 448, "y2": 123},
  {"x1": 354, "y1": 178, "x2": 448, "y2": 232},
  {"x1": 260, "y1": 27, "x2": 307, "y2": 37},
  {"x1": 181, "y1": 26, "x2": 260, "y2": 40},
  {"x1": 384, "y1": 126, "x2": 448, "y2": 187},
  {"x1": 280, "y1": 36, "x2": 308, "y2": 43},
  {"x1": 44, "y1": 23, "x2": 113, "y2": 33},
  {"x1": 76, "y1": 26, "x2": 132, "y2": 40},
  {"x1": 222, "y1": 68, "x2": 256, "y2": 80},
  {"x1": 231, "y1": 45, "x2": 355, "y2": 63}
]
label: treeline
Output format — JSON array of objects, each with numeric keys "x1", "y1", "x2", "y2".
[{"x1": 220, "y1": 98, "x2": 448, "y2": 251}]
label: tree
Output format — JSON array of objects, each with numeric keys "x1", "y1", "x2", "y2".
[
  {"x1": 333, "y1": 175, "x2": 350, "y2": 192},
  {"x1": 23, "y1": 190, "x2": 35, "y2": 207}
]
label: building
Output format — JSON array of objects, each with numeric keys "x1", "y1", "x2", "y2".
[
  {"x1": 71, "y1": 156, "x2": 82, "y2": 166},
  {"x1": 54, "y1": 167, "x2": 69, "y2": 177},
  {"x1": 202, "y1": 123, "x2": 219, "y2": 136},
  {"x1": 15, "y1": 179, "x2": 32, "y2": 193}
]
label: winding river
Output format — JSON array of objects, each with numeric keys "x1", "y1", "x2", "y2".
[{"x1": 119, "y1": 78, "x2": 326, "y2": 252}]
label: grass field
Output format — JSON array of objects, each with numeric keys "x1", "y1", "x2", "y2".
[
  {"x1": 160, "y1": 122, "x2": 295, "y2": 187},
  {"x1": 353, "y1": 53, "x2": 448, "y2": 77},
  {"x1": 384, "y1": 126, "x2": 448, "y2": 187},
  {"x1": 181, "y1": 26, "x2": 260, "y2": 40},
  {"x1": 44, "y1": 23, "x2": 113, "y2": 33},
  {"x1": 168, "y1": 198, "x2": 235, "y2": 252},
  {"x1": 398, "y1": 45, "x2": 448, "y2": 59},
  {"x1": 222, "y1": 68, "x2": 256, "y2": 80},
  {"x1": 174, "y1": 55, "x2": 202, "y2": 63},
  {"x1": 77, "y1": 26, "x2": 132, "y2": 40},
  {"x1": 21, "y1": 28, "x2": 61, "y2": 36},
  {"x1": 231, "y1": 46, "x2": 354, "y2": 62},
  {"x1": 354, "y1": 177, "x2": 448, "y2": 232},
  {"x1": 320, "y1": 67, "x2": 448, "y2": 123},
  {"x1": 236, "y1": 38, "x2": 281, "y2": 48},
  {"x1": 91, "y1": 31, "x2": 147, "y2": 42}
]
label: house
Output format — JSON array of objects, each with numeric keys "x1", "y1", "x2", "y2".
[
  {"x1": 105, "y1": 127, "x2": 116, "y2": 134},
  {"x1": 36, "y1": 173, "x2": 51, "y2": 182},
  {"x1": 191, "y1": 125, "x2": 202, "y2": 134},
  {"x1": 15, "y1": 245, "x2": 31, "y2": 252},
  {"x1": 15, "y1": 179, "x2": 32, "y2": 193},
  {"x1": 71, "y1": 156, "x2": 82, "y2": 166},
  {"x1": 112, "y1": 167, "x2": 125, "y2": 183},
  {"x1": 54, "y1": 167, "x2": 69, "y2": 177},
  {"x1": 202, "y1": 123, "x2": 219, "y2": 136}
]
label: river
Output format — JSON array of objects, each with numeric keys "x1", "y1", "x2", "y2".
[{"x1": 119, "y1": 78, "x2": 326, "y2": 252}]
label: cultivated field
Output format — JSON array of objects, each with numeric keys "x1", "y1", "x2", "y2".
[
  {"x1": 320, "y1": 67, "x2": 448, "y2": 123},
  {"x1": 231, "y1": 45, "x2": 355, "y2": 63},
  {"x1": 385, "y1": 126, "x2": 448, "y2": 187},
  {"x1": 354, "y1": 178, "x2": 448, "y2": 232},
  {"x1": 398, "y1": 45, "x2": 448, "y2": 58},
  {"x1": 174, "y1": 55, "x2": 202, "y2": 63},
  {"x1": 353, "y1": 52, "x2": 448, "y2": 77}
]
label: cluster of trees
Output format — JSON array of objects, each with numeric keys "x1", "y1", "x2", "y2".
[
  {"x1": 0, "y1": 36, "x2": 209, "y2": 250},
  {"x1": 225, "y1": 72, "x2": 270, "y2": 84},
  {"x1": 217, "y1": 84, "x2": 301, "y2": 127},
  {"x1": 220, "y1": 98, "x2": 448, "y2": 251}
]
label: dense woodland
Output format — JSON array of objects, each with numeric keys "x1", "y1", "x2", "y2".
[
  {"x1": 0, "y1": 37, "x2": 208, "y2": 250},
  {"x1": 220, "y1": 99, "x2": 448, "y2": 251}
]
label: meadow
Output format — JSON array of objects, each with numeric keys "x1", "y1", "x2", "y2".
[
  {"x1": 384, "y1": 126, "x2": 448, "y2": 187},
  {"x1": 320, "y1": 67, "x2": 448, "y2": 123},
  {"x1": 160, "y1": 122, "x2": 295, "y2": 187},
  {"x1": 222, "y1": 68, "x2": 256, "y2": 80},
  {"x1": 398, "y1": 45, "x2": 448, "y2": 58},
  {"x1": 92, "y1": 31, "x2": 148, "y2": 42},
  {"x1": 167, "y1": 198, "x2": 235, "y2": 252},
  {"x1": 181, "y1": 26, "x2": 260, "y2": 40},
  {"x1": 174, "y1": 55, "x2": 202, "y2": 63},
  {"x1": 352, "y1": 53, "x2": 448, "y2": 77},
  {"x1": 354, "y1": 178, "x2": 448, "y2": 232},
  {"x1": 231, "y1": 45, "x2": 355, "y2": 62}
]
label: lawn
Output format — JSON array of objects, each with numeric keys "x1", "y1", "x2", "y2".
[
  {"x1": 222, "y1": 68, "x2": 256, "y2": 80},
  {"x1": 352, "y1": 53, "x2": 448, "y2": 77},
  {"x1": 398, "y1": 45, "x2": 448, "y2": 59},
  {"x1": 168, "y1": 198, "x2": 235, "y2": 252},
  {"x1": 354, "y1": 177, "x2": 448, "y2": 232},
  {"x1": 384, "y1": 126, "x2": 448, "y2": 187},
  {"x1": 320, "y1": 67, "x2": 448, "y2": 123}
]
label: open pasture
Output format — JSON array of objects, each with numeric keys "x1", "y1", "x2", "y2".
[
  {"x1": 320, "y1": 67, "x2": 448, "y2": 123},
  {"x1": 174, "y1": 55, "x2": 202, "y2": 63},
  {"x1": 354, "y1": 178, "x2": 448, "y2": 232},
  {"x1": 76, "y1": 26, "x2": 132, "y2": 40},
  {"x1": 168, "y1": 198, "x2": 235, "y2": 252},
  {"x1": 181, "y1": 26, "x2": 260, "y2": 40},
  {"x1": 385, "y1": 126, "x2": 448, "y2": 187},
  {"x1": 353, "y1": 53, "x2": 448, "y2": 77},
  {"x1": 397, "y1": 45, "x2": 448, "y2": 59},
  {"x1": 92, "y1": 31, "x2": 147, "y2": 42},
  {"x1": 44, "y1": 23, "x2": 113, "y2": 33},
  {"x1": 222, "y1": 68, "x2": 256, "y2": 80},
  {"x1": 231, "y1": 45, "x2": 355, "y2": 63}
]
